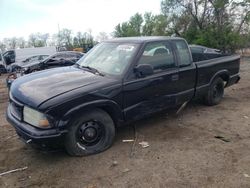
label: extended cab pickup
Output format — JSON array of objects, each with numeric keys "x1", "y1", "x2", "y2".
[{"x1": 7, "y1": 37, "x2": 240, "y2": 156}]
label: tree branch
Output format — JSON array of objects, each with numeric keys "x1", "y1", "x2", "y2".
[{"x1": 237, "y1": 11, "x2": 250, "y2": 33}]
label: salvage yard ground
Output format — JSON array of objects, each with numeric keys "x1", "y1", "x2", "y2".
[{"x1": 0, "y1": 58, "x2": 250, "y2": 187}]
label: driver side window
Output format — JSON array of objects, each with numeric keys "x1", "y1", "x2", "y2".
[{"x1": 138, "y1": 42, "x2": 175, "y2": 72}]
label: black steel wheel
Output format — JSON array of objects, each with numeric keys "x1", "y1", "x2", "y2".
[
  {"x1": 65, "y1": 109, "x2": 115, "y2": 156},
  {"x1": 204, "y1": 77, "x2": 224, "y2": 106},
  {"x1": 77, "y1": 120, "x2": 105, "y2": 147}
]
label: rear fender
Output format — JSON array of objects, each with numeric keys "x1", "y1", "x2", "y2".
[{"x1": 209, "y1": 70, "x2": 229, "y2": 85}]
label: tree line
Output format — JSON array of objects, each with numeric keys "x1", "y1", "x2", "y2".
[
  {"x1": 114, "y1": 0, "x2": 250, "y2": 52},
  {"x1": 1, "y1": 0, "x2": 249, "y2": 52},
  {"x1": 0, "y1": 29, "x2": 109, "y2": 52}
]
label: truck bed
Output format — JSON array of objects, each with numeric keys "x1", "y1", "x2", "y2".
[{"x1": 194, "y1": 54, "x2": 240, "y2": 97}]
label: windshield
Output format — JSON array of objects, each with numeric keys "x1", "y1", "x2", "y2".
[{"x1": 77, "y1": 42, "x2": 139, "y2": 76}]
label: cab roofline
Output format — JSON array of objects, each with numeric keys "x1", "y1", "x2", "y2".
[{"x1": 103, "y1": 36, "x2": 183, "y2": 44}]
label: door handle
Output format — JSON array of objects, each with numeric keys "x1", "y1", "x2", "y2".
[{"x1": 171, "y1": 74, "x2": 179, "y2": 81}]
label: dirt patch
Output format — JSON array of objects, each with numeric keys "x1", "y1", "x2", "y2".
[{"x1": 0, "y1": 59, "x2": 250, "y2": 187}]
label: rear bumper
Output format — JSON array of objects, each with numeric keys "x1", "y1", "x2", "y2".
[
  {"x1": 6, "y1": 105, "x2": 66, "y2": 148},
  {"x1": 225, "y1": 74, "x2": 240, "y2": 87}
]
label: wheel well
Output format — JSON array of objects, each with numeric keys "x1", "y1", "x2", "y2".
[
  {"x1": 219, "y1": 74, "x2": 229, "y2": 83},
  {"x1": 65, "y1": 104, "x2": 123, "y2": 128},
  {"x1": 98, "y1": 106, "x2": 121, "y2": 127}
]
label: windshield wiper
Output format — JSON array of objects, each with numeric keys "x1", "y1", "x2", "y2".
[{"x1": 80, "y1": 65, "x2": 105, "y2": 76}]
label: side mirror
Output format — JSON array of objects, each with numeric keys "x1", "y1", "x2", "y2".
[{"x1": 134, "y1": 64, "x2": 153, "y2": 77}]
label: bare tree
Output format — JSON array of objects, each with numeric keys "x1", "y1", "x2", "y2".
[
  {"x1": 0, "y1": 41, "x2": 6, "y2": 52},
  {"x1": 41, "y1": 33, "x2": 49, "y2": 46},
  {"x1": 9, "y1": 37, "x2": 17, "y2": 49},
  {"x1": 59, "y1": 28, "x2": 73, "y2": 49},
  {"x1": 17, "y1": 37, "x2": 25, "y2": 48},
  {"x1": 28, "y1": 34, "x2": 37, "y2": 47},
  {"x1": 96, "y1": 32, "x2": 109, "y2": 42}
]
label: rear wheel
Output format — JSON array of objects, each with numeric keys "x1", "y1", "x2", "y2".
[
  {"x1": 65, "y1": 109, "x2": 115, "y2": 156},
  {"x1": 204, "y1": 77, "x2": 224, "y2": 106}
]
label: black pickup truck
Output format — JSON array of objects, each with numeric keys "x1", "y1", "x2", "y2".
[{"x1": 7, "y1": 37, "x2": 240, "y2": 156}]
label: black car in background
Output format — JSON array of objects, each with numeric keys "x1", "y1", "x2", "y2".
[
  {"x1": 0, "y1": 50, "x2": 16, "y2": 74},
  {"x1": 3, "y1": 50, "x2": 16, "y2": 64},
  {"x1": 0, "y1": 64, "x2": 7, "y2": 75},
  {"x1": 15, "y1": 51, "x2": 84, "y2": 74},
  {"x1": 6, "y1": 51, "x2": 84, "y2": 88},
  {"x1": 10, "y1": 54, "x2": 50, "y2": 72}
]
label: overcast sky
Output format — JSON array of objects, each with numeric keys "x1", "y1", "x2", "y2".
[{"x1": 0, "y1": 0, "x2": 162, "y2": 40}]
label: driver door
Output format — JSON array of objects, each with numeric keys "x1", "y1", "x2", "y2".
[{"x1": 123, "y1": 41, "x2": 179, "y2": 121}]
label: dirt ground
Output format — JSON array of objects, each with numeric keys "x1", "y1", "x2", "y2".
[{"x1": 0, "y1": 58, "x2": 250, "y2": 188}]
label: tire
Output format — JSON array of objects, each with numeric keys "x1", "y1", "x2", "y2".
[
  {"x1": 65, "y1": 109, "x2": 115, "y2": 156},
  {"x1": 204, "y1": 77, "x2": 224, "y2": 106},
  {"x1": 0, "y1": 64, "x2": 7, "y2": 74}
]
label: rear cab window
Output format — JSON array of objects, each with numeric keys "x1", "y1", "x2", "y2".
[
  {"x1": 173, "y1": 40, "x2": 192, "y2": 67},
  {"x1": 138, "y1": 41, "x2": 176, "y2": 73},
  {"x1": 190, "y1": 47, "x2": 204, "y2": 53}
]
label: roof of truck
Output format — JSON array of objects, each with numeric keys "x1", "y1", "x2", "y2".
[{"x1": 104, "y1": 36, "x2": 183, "y2": 43}]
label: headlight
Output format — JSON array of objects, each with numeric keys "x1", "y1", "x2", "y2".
[{"x1": 23, "y1": 106, "x2": 50, "y2": 128}]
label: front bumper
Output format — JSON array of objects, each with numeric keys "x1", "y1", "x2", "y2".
[{"x1": 6, "y1": 105, "x2": 66, "y2": 148}]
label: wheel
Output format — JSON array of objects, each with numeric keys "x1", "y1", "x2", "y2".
[
  {"x1": 65, "y1": 109, "x2": 115, "y2": 156},
  {"x1": 204, "y1": 77, "x2": 224, "y2": 106}
]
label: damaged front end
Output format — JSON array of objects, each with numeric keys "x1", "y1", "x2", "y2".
[{"x1": 6, "y1": 69, "x2": 26, "y2": 89}]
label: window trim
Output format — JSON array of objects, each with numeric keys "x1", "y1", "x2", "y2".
[{"x1": 172, "y1": 39, "x2": 193, "y2": 67}]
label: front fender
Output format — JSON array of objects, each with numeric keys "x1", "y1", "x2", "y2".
[{"x1": 60, "y1": 99, "x2": 124, "y2": 126}]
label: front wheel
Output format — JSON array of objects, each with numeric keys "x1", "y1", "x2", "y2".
[
  {"x1": 204, "y1": 77, "x2": 224, "y2": 106},
  {"x1": 65, "y1": 109, "x2": 115, "y2": 156}
]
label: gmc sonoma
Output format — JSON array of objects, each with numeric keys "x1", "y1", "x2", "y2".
[{"x1": 7, "y1": 37, "x2": 240, "y2": 156}]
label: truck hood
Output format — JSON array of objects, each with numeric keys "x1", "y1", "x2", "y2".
[{"x1": 10, "y1": 66, "x2": 112, "y2": 107}]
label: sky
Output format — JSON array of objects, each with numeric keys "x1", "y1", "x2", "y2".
[{"x1": 0, "y1": 0, "x2": 162, "y2": 40}]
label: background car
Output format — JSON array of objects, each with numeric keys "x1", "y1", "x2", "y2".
[
  {"x1": 0, "y1": 64, "x2": 7, "y2": 75},
  {"x1": 10, "y1": 54, "x2": 50, "y2": 72},
  {"x1": 15, "y1": 51, "x2": 84, "y2": 74},
  {"x1": 0, "y1": 50, "x2": 16, "y2": 73},
  {"x1": 6, "y1": 51, "x2": 84, "y2": 88},
  {"x1": 2, "y1": 50, "x2": 16, "y2": 64}
]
